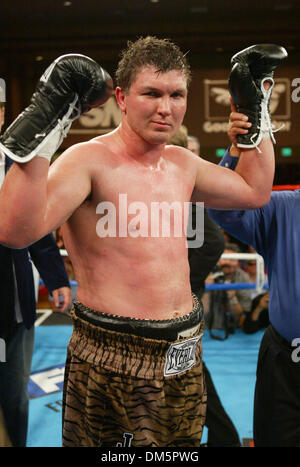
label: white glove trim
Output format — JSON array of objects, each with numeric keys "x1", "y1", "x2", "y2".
[
  {"x1": 237, "y1": 77, "x2": 276, "y2": 153},
  {"x1": 0, "y1": 94, "x2": 79, "y2": 163}
]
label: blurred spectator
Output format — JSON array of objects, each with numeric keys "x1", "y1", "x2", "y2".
[
  {"x1": 243, "y1": 292, "x2": 270, "y2": 334},
  {"x1": 244, "y1": 247, "x2": 268, "y2": 300},
  {"x1": 187, "y1": 135, "x2": 200, "y2": 155},
  {"x1": 221, "y1": 228, "x2": 248, "y2": 254},
  {"x1": 207, "y1": 242, "x2": 252, "y2": 333}
]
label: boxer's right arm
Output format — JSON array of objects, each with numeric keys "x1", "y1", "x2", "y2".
[
  {"x1": 0, "y1": 143, "x2": 92, "y2": 248},
  {"x1": 0, "y1": 54, "x2": 113, "y2": 247}
]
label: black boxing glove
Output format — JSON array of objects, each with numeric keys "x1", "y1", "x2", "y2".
[
  {"x1": 0, "y1": 54, "x2": 113, "y2": 163},
  {"x1": 229, "y1": 44, "x2": 287, "y2": 150}
]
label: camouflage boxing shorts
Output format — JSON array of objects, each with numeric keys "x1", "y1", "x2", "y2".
[{"x1": 62, "y1": 295, "x2": 206, "y2": 447}]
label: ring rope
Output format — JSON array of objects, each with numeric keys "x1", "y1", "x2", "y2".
[{"x1": 273, "y1": 185, "x2": 300, "y2": 191}]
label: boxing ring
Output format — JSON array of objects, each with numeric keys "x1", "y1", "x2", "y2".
[
  {"x1": 29, "y1": 185, "x2": 299, "y2": 446},
  {"x1": 30, "y1": 254, "x2": 266, "y2": 447}
]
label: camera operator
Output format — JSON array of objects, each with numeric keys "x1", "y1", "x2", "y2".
[{"x1": 207, "y1": 243, "x2": 252, "y2": 335}]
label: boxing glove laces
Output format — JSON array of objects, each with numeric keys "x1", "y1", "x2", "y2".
[
  {"x1": 229, "y1": 44, "x2": 287, "y2": 151},
  {"x1": 0, "y1": 54, "x2": 113, "y2": 163}
]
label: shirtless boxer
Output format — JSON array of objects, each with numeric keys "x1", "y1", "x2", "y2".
[{"x1": 0, "y1": 38, "x2": 286, "y2": 446}]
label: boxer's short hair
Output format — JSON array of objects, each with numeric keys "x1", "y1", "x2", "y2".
[{"x1": 115, "y1": 36, "x2": 191, "y2": 92}]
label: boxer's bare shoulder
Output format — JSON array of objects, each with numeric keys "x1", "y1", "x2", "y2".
[{"x1": 48, "y1": 135, "x2": 114, "y2": 183}]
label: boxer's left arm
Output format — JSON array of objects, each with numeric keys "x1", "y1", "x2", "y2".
[
  {"x1": 192, "y1": 44, "x2": 288, "y2": 210},
  {"x1": 191, "y1": 136, "x2": 274, "y2": 210}
]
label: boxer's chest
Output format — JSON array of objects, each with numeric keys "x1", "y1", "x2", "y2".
[{"x1": 92, "y1": 159, "x2": 194, "y2": 209}]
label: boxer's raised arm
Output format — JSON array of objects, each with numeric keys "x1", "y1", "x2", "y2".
[
  {"x1": 229, "y1": 44, "x2": 287, "y2": 149},
  {"x1": 0, "y1": 54, "x2": 113, "y2": 163},
  {"x1": 0, "y1": 54, "x2": 113, "y2": 247},
  {"x1": 191, "y1": 139, "x2": 274, "y2": 209},
  {"x1": 0, "y1": 144, "x2": 92, "y2": 247},
  {"x1": 192, "y1": 44, "x2": 287, "y2": 209}
]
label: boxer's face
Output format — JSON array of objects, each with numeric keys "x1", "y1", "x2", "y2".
[{"x1": 117, "y1": 66, "x2": 187, "y2": 145}]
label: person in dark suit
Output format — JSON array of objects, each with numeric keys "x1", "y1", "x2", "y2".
[{"x1": 0, "y1": 98, "x2": 72, "y2": 447}]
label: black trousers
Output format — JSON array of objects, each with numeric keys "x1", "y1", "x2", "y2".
[
  {"x1": 254, "y1": 325, "x2": 300, "y2": 447},
  {"x1": 203, "y1": 362, "x2": 240, "y2": 447}
]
